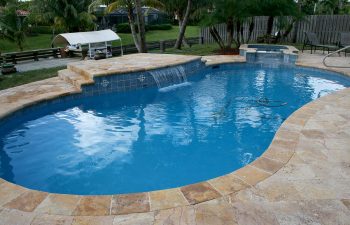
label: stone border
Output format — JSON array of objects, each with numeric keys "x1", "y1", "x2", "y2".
[
  {"x1": 239, "y1": 44, "x2": 299, "y2": 56},
  {"x1": 0, "y1": 54, "x2": 349, "y2": 217}
]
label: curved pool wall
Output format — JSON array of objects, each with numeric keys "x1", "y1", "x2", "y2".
[
  {"x1": 1, "y1": 54, "x2": 350, "y2": 195},
  {"x1": 81, "y1": 59, "x2": 205, "y2": 95}
]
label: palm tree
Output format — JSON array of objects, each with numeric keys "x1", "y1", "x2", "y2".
[
  {"x1": 0, "y1": 0, "x2": 27, "y2": 51},
  {"x1": 30, "y1": 0, "x2": 95, "y2": 33},
  {"x1": 90, "y1": 0, "x2": 163, "y2": 53}
]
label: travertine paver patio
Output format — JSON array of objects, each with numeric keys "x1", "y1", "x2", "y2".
[{"x1": 0, "y1": 53, "x2": 349, "y2": 225}]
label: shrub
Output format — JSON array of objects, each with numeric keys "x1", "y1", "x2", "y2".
[
  {"x1": 116, "y1": 23, "x2": 172, "y2": 33},
  {"x1": 116, "y1": 23, "x2": 133, "y2": 33},
  {"x1": 147, "y1": 24, "x2": 172, "y2": 31}
]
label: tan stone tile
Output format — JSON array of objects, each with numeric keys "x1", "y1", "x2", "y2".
[
  {"x1": 4, "y1": 191, "x2": 48, "y2": 212},
  {"x1": 113, "y1": 212, "x2": 154, "y2": 225},
  {"x1": 0, "y1": 182, "x2": 27, "y2": 206},
  {"x1": 233, "y1": 165, "x2": 271, "y2": 186},
  {"x1": 262, "y1": 146, "x2": 294, "y2": 163},
  {"x1": 180, "y1": 182, "x2": 221, "y2": 205},
  {"x1": 30, "y1": 214, "x2": 73, "y2": 225},
  {"x1": 150, "y1": 188, "x2": 188, "y2": 211},
  {"x1": 72, "y1": 216, "x2": 114, "y2": 225},
  {"x1": 270, "y1": 139, "x2": 297, "y2": 151},
  {"x1": 341, "y1": 199, "x2": 350, "y2": 210},
  {"x1": 195, "y1": 198, "x2": 237, "y2": 225},
  {"x1": 111, "y1": 193, "x2": 150, "y2": 215},
  {"x1": 255, "y1": 179, "x2": 302, "y2": 202},
  {"x1": 250, "y1": 157, "x2": 284, "y2": 174},
  {"x1": 208, "y1": 173, "x2": 249, "y2": 195},
  {"x1": 275, "y1": 128, "x2": 300, "y2": 141},
  {"x1": 231, "y1": 200, "x2": 279, "y2": 225},
  {"x1": 294, "y1": 179, "x2": 337, "y2": 200},
  {"x1": 274, "y1": 199, "x2": 350, "y2": 225},
  {"x1": 154, "y1": 206, "x2": 195, "y2": 225},
  {"x1": 72, "y1": 196, "x2": 111, "y2": 216},
  {"x1": 0, "y1": 209, "x2": 35, "y2": 225},
  {"x1": 34, "y1": 194, "x2": 81, "y2": 215},
  {"x1": 301, "y1": 129, "x2": 325, "y2": 139},
  {"x1": 284, "y1": 116, "x2": 308, "y2": 127}
]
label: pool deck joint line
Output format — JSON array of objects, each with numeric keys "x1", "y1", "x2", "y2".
[{"x1": 0, "y1": 53, "x2": 349, "y2": 224}]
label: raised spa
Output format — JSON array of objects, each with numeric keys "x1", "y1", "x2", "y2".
[{"x1": 0, "y1": 61, "x2": 350, "y2": 195}]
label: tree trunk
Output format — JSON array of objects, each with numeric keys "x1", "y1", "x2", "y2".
[
  {"x1": 134, "y1": 0, "x2": 147, "y2": 53},
  {"x1": 209, "y1": 26, "x2": 225, "y2": 50},
  {"x1": 174, "y1": 0, "x2": 191, "y2": 49},
  {"x1": 127, "y1": 4, "x2": 141, "y2": 52},
  {"x1": 266, "y1": 16, "x2": 274, "y2": 36},
  {"x1": 235, "y1": 20, "x2": 241, "y2": 48},
  {"x1": 281, "y1": 19, "x2": 296, "y2": 42},
  {"x1": 177, "y1": 16, "x2": 189, "y2": 47},
  {"x1": 246, "y1": 17, "x2": 255, "y2": 43},
  {"x1": 226, "y1": 17, "x2": 234, "y2": 48}
]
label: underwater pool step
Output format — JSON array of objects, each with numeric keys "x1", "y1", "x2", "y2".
[{"x1": 58, "y1": 69, "x2": 94, "y2": 90}]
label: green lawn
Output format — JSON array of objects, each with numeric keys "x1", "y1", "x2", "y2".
[
  {"x1": 0, "y1": 26, "x2": 200, "y2": 53},
  {"x1": 153, "y1": 43, "x2": 220, "y2": 56},
  {"x1": 0, "y1": 66, "x2": 65, "y2": 90}
]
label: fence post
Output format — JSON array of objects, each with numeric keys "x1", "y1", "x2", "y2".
[
  {"x1": 33, "y1": 51, "x2": 39, "y2": 61},
  {"x1": 53, "y1": 49, "x2": 59, "y2": 58},
  {"x1": 160, "y1": 40, "x2": 165, "y2": 53},
  {"x1": 200, "y1": 36, "x2": 204, "y2": 45}
]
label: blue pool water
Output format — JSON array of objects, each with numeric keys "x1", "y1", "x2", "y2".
[{"x1": 1, "y1": 63, "x2": 350, "y2": 195}]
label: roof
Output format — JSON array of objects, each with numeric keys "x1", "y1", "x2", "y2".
[
  {"x1": 52, "y1": 29, "x2": 121, "y2": 46},
  {"x1": 109, "y1": 6, "x2": 164, "y2": 16}
]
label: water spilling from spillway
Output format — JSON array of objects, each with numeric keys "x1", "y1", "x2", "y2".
[{"x1": 150, "y1": 65, "x2": 187, "y2": 89}]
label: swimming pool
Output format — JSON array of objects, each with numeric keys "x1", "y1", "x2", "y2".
[{"x1": 0, "y1": 63, "x2": 349, "y2": 195}]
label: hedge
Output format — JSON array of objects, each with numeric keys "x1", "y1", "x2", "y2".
[{"x1": 116, "y1": 23, "x2": 172, "y2": 33}]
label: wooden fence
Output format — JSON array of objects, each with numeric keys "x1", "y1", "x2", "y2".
[
  {"x1": 0, "y1": 37, "x2": 203, "y2": 64},
  {"x1": 111, "y1": 37, "x2": 202, "y2": 56},
  {"x1": 2, "y1": 48, "x2": 61, "y2": 64},
  {"x1": 200, "y1": 15, "x2": 350, "y2": 45}
]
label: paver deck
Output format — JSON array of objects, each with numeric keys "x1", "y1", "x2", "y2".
[{"x1": 0, "y1": 53, "x2": 349, "y2": 224}]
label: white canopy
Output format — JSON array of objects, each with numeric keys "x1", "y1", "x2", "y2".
[{"x1": 52, "y1": 29, "x2": 121, "y2": 46}]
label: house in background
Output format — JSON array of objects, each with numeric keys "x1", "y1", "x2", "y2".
[{"x1": 96, "y1": 7, "x2": 169, "y2": 30}]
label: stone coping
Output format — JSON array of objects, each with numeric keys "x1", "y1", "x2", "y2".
[
  {"x1": 67, "y1": 53, "x2": 202, "y2": 78},
  {"x1": 239, "y1": 44, "x2": 299, "y2": 56},
  {"x1": 0, "y1": 53, "x2": 349, "y2": 219}
]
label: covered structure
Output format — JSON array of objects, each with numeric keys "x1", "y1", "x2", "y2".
[{"x1": 52, "y1": 29, "x2": 123, "y2": 58}]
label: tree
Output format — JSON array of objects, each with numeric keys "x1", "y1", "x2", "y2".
[
  {"x1": 30, "y1": 0, "x2": 95, "y2": 33},
  {"x1": 161, "y1": 0, "x2": 209, "y2": 49},
  {"x1": 317, "y1": 0, "x2": 347, "y2": 14},
  {"x1": 90, "y1": 0, "x2": 163, "y2": 53},
  {"x1": 0, "y1": 0, "x2": 27, "y2": 51},
  {"x1": 255, "y1": 0, "x2": 299, "y2": 36},
  {"x1": 135, "y1": 0, "x2": 147, "y2": 52},
  {"x1": 174, "y1": 0, "x2": 191, "y2": 49},
  {"x1": 202, "y1": 0, "x2": 255, "y2": 50}
]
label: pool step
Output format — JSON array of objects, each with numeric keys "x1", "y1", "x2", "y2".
[{"x1": 58, "y1": 69, "x2": 94, "y2": 90}]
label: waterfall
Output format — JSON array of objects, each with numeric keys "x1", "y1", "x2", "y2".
[{"x1": 150, "y1": 65, "x2": 188, "y2": 89}]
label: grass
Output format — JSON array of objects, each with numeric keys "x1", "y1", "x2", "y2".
[
  {"x1": 0, "y1": 34, "x2": 54, "y2": 53},
  {"x1": 0, "y1": 26, "x2": 200, "y2": 53},
  {"x1": 153, "y1": 43, "x2": 220, "y2": 56},
  {"x1": 0, "y1": 66, "x2": 65, "y2": 90}
]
